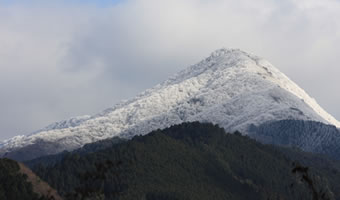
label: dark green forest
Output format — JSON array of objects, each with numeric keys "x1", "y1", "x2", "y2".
[{"x1": 29, "y1": 122, "x2": 340, "y2": 200}]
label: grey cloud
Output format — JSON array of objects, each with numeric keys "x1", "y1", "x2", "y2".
[{"x1": 0, "y1": 0, "x2": 340, "y2": 140}]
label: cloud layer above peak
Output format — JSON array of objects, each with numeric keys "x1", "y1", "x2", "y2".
[{"x1": 0, "y1": 0, "x2": 340, "y2": 140}]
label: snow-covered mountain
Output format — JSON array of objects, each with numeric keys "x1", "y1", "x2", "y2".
[{"x1": 1, "y1": 48, "x2": 339, "y2": 160}]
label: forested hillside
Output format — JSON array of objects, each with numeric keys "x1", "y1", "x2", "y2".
[{"x1": 30, "y1": 122, "x2": 339, "y2": 200}]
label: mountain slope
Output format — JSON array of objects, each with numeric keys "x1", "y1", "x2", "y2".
[
  {"x1": 249, "y1": 120, "x2": 340, "y2": 160},
  {"x1": 1, "y1": 48, "x2": 339, "y2": 160}
]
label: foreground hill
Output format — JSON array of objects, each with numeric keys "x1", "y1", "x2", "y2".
[
  {"x1": 0, "y1": 158, "x2": 62, "y2": 200},
  {"x1": 1, "y1": 48, "x2": 339, "y2": 161},
  {"x1": 30, "y1": 122, "x2": 339, "y2": 200}
]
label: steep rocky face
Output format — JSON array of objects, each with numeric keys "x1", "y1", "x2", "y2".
[
  {"x1": 1, "y1": 48, "x2": 339, "y2": 160},
  {"x1": 18, "y1": 162, "x2": 63, "y2": 200},
  {"x1": 0, "y1": 158, "x2": 62, "y2": 200}
]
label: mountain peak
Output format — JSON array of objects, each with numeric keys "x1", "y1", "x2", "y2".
[
  {"x1": 207, "y1": 48, "x2": 259, "y2": 64},
  {"x1": 163, "y1": 48, "x2": 260, "y2": 86},
  {"x1": 210, "y1": 48, "x2": 245, "y2": 57}
]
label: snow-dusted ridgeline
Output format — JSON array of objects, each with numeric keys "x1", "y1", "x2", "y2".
[{"x1": 1, "y1": 48, "x2": 339, "y2": 158}]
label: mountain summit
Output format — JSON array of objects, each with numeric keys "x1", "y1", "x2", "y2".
[{"x1": 1, "y1": 48, "x2": 339, "y2": 160}]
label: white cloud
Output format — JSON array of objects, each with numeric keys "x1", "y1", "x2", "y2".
[{"x1": 0, "y1": 0, "x2": 340, "y2": 140}]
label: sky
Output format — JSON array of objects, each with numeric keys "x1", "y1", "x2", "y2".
[{"x1": 0, "y1": 0, "x2": 340, "y2": 140}]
